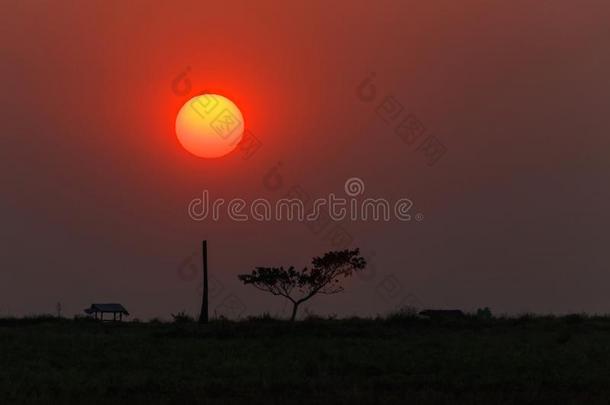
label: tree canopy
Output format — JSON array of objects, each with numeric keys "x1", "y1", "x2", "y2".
[{"x1": 238, "y1": 249, "x2": 366, "y2": 321}]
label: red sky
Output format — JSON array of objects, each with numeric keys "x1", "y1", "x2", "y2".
[{"x1": 1, "y1": 1, "x2": 610, "y2": 318}]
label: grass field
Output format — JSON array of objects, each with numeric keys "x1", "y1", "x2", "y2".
[{"x1": 1, "y1": 313, "x2": 610, "y2": 404}]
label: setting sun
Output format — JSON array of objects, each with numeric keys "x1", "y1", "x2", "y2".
[{"x1": 176, "y1": 94, "x2": 244, "y2": 158}]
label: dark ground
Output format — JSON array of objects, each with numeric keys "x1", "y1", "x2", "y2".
[{"x1": 1, "y1": 313, "x2": 610, "y2": 404}]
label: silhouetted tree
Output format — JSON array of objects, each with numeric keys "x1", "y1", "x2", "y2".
[{"x1": 238, "y1": 249, "x2": 366, "y2": 321}]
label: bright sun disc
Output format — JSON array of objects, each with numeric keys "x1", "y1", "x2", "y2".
[{"x1": 176, "y1": 94, "x2": 245, "y2": 158}]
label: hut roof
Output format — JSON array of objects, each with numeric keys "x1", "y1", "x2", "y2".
[
  {"x1": 419, "y1": 309, "x2": 464, "y2": 318},
  {"x1": 84, "y1": 303, "x2": 129, "y2": 315}
]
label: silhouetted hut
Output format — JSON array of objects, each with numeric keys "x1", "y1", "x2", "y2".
[
  {"x1": 84, "y1": 303, "x2": 129, "y2": 321},
  {"x1": 419, "y1": 309, "x2": 464, "y2": 319}
]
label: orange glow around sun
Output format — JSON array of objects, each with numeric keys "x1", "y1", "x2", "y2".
[{"x1": 176, "y1": 94, "x2": 245, "y2": 158}]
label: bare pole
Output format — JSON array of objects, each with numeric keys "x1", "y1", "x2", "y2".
[{"x1": 199, "y1": 240, "x2": 209, "y2": 324}]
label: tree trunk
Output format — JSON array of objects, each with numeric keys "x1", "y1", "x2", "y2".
[
  {"x1": 290, "y1": 302, "x2": 300, "y2": 322},
  {"x1": 199, "y1": 240, "x2": 209, "y2": 324}
]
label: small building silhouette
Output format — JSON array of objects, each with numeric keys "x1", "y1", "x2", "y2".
[
  {"x1": 419, "y1": 309, "x2": 464, "y2": 319},
  {"x1": 84, "y1": 303, "x2": 129, "y2": 321}
]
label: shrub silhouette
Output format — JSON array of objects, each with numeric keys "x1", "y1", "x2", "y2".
[
  {"x1": 476, "y1": 307, "x2": 492, "y2": 319},
  {"x1": 238, "y1": 248, "x2": 366, "y2": 321},
  {"x1": 171, "y1": 311, "x2": 194, "y2": 324}
]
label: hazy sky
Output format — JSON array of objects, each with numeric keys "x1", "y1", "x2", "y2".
[{"x1": 1, "y1": 1, "x2": 609, "y2": 319}]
